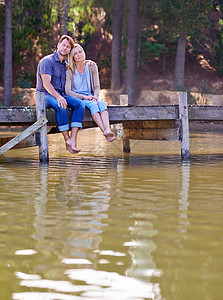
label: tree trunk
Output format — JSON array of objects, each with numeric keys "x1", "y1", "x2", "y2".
[
  {"x1": 125, "y1": 0, "x2": 140, "y2": 106},
  {"x1": 59, "y1": 0, "x2": 68, "y2": 35},
  {"x1": 174, "y1": 32, "x2": 187, "y2": 91},
  {"x1": 111, "y1": 0, "x2": 123, "y2": 90},
  {"x1": 3, "y1": 0, "x2": 12, "y2": 106}
]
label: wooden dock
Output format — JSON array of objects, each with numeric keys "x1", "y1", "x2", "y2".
[{"x1": 1, "y1": 92, "x2": 223, "y2": 162}]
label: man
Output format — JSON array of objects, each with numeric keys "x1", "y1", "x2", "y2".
[{"x1": 36, "y1": 35, "x2": 85, "y2": 154}]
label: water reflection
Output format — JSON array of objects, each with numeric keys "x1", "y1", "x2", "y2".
[
  {"x1": 1, "y1": 129, "x2": 223, "y2": 300},
  {"x1": 65, "y1": 268, "x2": 160, "y2": 299},
  {"x1": 33, "y1": 165, "x2": 48, "y2": 241},
  {"x1": 116, "y1": 157, "x2": 162, "y2": 299},
  {"x1": 33, "y1": 163, "x2": 112, "y2": 260},
  {"x1": 178, "y1": 161, "x2": 190, "y2": 231}
]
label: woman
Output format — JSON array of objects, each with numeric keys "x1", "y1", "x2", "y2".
[{"x1": 65, "y1": 43, "x2": 115, "y2": 142}]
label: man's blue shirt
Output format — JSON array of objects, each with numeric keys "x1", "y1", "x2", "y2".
[{"x1": 36, "y1": 51, "x2": 67, "y2": 96}]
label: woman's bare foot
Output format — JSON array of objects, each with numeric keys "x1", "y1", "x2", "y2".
[
  {"x1": 103, "y1": 130, "x2": 115, "y2": 142},
  {"x1": 66, "y1": 139, "x2": 81, "y2": 153},
  {"x1": 105, "y1": 135, "x2": 116, "y2": 142},
  {"x1": 103, "y1": 130, "x2": 115, "y2": 138}
]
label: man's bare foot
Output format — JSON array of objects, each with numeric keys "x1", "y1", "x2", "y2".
[
  {"x1": 66, "y1": 139, "x2": 81, "y2": 153},
  {"x1": 66, "y1": 142, "x2": 74, "y2": 154},
  {"x1": 105, "y1": 135, "x2": 116, "y2": 142},
  {"x1": 103, "y1": 130, "x2": 115, "y2": 138}
]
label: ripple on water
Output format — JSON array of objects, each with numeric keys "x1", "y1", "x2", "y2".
[{"x1": 2, "y1": 147, "x2": 223, "y2": 300}]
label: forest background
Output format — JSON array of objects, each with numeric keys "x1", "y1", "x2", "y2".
[{"x1": 1, "y1": 0, "x2": 223, "y2": 107}]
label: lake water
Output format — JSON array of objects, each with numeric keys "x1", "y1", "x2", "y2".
[{"x1": 1, "y1": 128, "x2": 223, "y2": 300}]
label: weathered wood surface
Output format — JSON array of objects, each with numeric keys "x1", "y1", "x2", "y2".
[
  {"x1": 179, "y1": 92, "x2": 191, "y2": 160},
  {"x1": 1, "y1": 105, "x2": 223, "y2": 126},
  {"x1": 36, "y1": 91, "x2": 49, "y2": 163},
  {"x1": 0, "y1": 116, "x2": 47, "y2": 156},
  {"x1": 0, "y1": 105, "x2": 179, "y2": 125},
  {"x1": 120, "y1": 94, "x2": 129, "y2": 106},
  {"x1": 123, "y1": 120, "x2": 176, "y2": 128},
  {"x1": 123, "y1": 120, "x2": 180, "y2": 141},
  {"x1": 0, "y1": 107, "x2": 37, "y2": 125},
  {"x1": 0, "y1": 133, "x2": 39, "y2": 149},
  {"x1": 188, "y1": 105, "x2": 223, "y2": 120},
  {"x1": 123, "y1": 128, "x2": 179, "y2": 141},
  {"x1": 123, "y1": 138, "x2": 130, "y2": 153}
]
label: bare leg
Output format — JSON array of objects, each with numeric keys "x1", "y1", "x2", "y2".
[
  {"x1": 101, "y1": 110, "x2": 116, "y2": 142},
  {"x1": 63, "y1": 127, "x2": 81, "y2": 154},
  {"x1": 62, "y1": 130, "x2": 74, "y2": 154},
  {"x1": 92, "y1": 112, "x2": 105, "y2": 133}
]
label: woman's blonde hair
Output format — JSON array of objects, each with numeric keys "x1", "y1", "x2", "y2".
[{"x1": 67, "y1": 43, "x2": 86, "y2": 72}]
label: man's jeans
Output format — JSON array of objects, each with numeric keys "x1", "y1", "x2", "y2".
[{"x1": 45, "y1": 94, "x2": 85, "y2": 131}]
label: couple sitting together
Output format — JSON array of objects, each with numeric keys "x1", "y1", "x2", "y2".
[{"x1": 36, "y1": 35, "x2": 115, "y2": 154}]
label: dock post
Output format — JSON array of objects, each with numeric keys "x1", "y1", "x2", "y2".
[
  {"x1": 123, "y1": 139, "x2": 131, "y2": 153},
  {"x1": 35, "y1": 91, "x2": 49, "y2": 163},
  {"x1": 120, "y1": 94, "x2": 129, "y2": 106},
  {"x1": 120, "y1": 94, "x2": 131, "y2": 153},
  {"x1": 179, "y1": 92, "x2": 191, "y2": 160}
]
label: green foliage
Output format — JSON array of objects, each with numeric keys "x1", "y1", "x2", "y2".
[
  {"x1": 17, "y1": 73, "x2": 32, "y2": 89},
  {"x1": 92, "y1": 0, "x2": 115, "y2": 34},
  {"x1": 1, "y1": 0, "x2": 223, "y2": 90},
  {"x1": 121, "y1": 55, "x2": 126, "y2": 70},
  {"x1": 187, "y1": 92, "x2": 197, "y2": 105},
  {"x1": 214, "y1": 36, "x2": 223, "y2": 76},
  {"x1": 140, "y1": 40, "x2": 167, "y2": 63},
  {"x1": 68, "y1": 0, "x2": 95, "y2": 45},
  {"x1": 11, "y1": 0, "x2": 53, "y2": 79},
  {"x1": 14, "y1": 73, "x2": 32, "y2": 105},
  {"x1": 142, "y1": 0, "x2": 212, "y2": 44},
  {"x1": 99, "y1": 54, "x2": 111, "y2": 69},
  {"x1": 211, "y1": 7, "x2": 223, "y2": 76},
  {"x1": 1, "y1": 0, "x2": 99, "y2": 87}
]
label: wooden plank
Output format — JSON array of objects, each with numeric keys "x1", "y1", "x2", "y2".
[
  {"x1": 0, "y1": 117, "x2": 47, "y2": 156},
  {"x1": 0, "y1": 107, "x2": 36, "y2": 125},
  {"x1": 188, "y1": 105, "x2": 223, "y2": 120},
  {"x1": 179, "y1": 92, "x2": 190, "y2": 160},
  {"x1": 0, "y1": 133, "x2": 40, "y2": 149},
  {"x1": 35, "y1": 92, "x2": 49, "y2": 163},
  {"x1": 123, "y1": 120, "x2": 177, "y2": 129},
  {"x1": 107, "y1": 106, "x2": 179, "y2": 121},
  {"x1": 122, "y1": 120, "x2": 180, "y2": 141},
  {"x1": 0, "y1": 105, "x2": 179, "y2": 124},
  {"x1": 123, "y1": 128, "x2": 179, "y2": 141},
  {"x1": 1, "y1": 105, "x2": 223, "y2": 126}
]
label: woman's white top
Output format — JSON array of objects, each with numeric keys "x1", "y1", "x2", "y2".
[{"x1": 73, "y1": 63, "x2": 92, "y2": 96}]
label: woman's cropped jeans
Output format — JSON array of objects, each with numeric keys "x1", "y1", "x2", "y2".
[
  {"x1": 45, "y1": 94, "x2": 85, "y2": 132},
  {"x1": 83, "y1": 99, "x2": 107, "y2": 115}
]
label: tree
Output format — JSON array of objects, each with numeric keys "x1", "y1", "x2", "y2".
[
  {"x1": 157, "y1": 0, "x2": 212, "y2": 90},
  {"x1": 59, "y1": 0, "x2": 68, "y2": 35},
  {"x1": 11, "y1": 0, "x2": 54, "y2": 86},
  {"x1": 125, "y1": 0, "x2": 140, "y2": 105},
  {"x1": 174, "y1": 1, "x2": 212, "y2": 90},
  {"x1": 3, "y1": 0, "x2": 12, "y2": 106},
  {"x1": 111, "y1": 0, "x2": 123, "y2": 90},
  {"x1": 142, "y1": 0, "x2": 213, "y2": 90}
]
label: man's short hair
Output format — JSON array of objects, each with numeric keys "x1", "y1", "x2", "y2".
[{"x1": 58, "y1": 35, "x2": 75, "y2": 49}]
